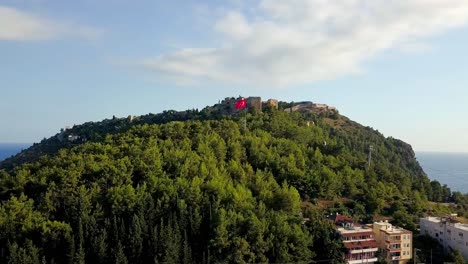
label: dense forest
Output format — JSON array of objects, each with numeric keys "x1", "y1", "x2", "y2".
[{"x1": 0, "y1": 102, "x2": 466, "y2": 263}]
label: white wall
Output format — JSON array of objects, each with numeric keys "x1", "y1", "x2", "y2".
[{"x1": 420, "y1": 218, "x2": 468, "y2": 261}]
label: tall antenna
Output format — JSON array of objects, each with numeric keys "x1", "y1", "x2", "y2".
[{"x1": 366, "y1": 145, "x2": 374, "y2": 170}]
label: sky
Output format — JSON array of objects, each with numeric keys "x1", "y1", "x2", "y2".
[{"x1": 1, "y1": 0, "x2": 468, "y2": 152}]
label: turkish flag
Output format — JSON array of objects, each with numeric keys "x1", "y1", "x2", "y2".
[{"x1": 235, "y1": 98, "x2": 247, "y2": 109}]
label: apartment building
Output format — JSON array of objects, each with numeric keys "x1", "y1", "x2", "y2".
[
  {"x1": 337, "y1": 223, "x2": 379, "y2": 264},
  {"x1": 420, "y1": 216, "x2": 468, "y2": 261},
  {"x1": 330, "y1": 214, "x2": 379, "y2": 264},
  {"x1": 373, "y1": 220, "x2": 412, "y2": 264}
]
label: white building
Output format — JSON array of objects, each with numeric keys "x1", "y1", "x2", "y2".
[
  {"x1": 420, "y1": 217, "x2": 468, "y2": 261},
  {"x1": 68, "y1": 134, "x2": 80, "y2": 142}
]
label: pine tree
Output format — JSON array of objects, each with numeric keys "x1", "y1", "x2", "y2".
[
  {"x1": 74, "y1": 219, "x2": 85, "y2": 264},
  {"x1": 129, "y1": 214, "x2": 143, "y2": 263},
  {"x1": 150, "y1": 225, "x2": 160, "y2": 263},
  {"x1": 67, "y1": 234, "x2": 76, "y2": 264},
  {"x1": 7, "y1": 241, "x2": 18, "y2": 264},
  {"x1": 93, "y1": 229, "x2": 107, "y2": 263},
  {"x1": 182, "y1": 230, "x2": 192, "y2": 264},
  {"x1": 8, "y1": 240, "x2": 41, "y2": 264},
  {"x1": 161, "y1": 216, "x2": 181, "y2": 264},
  {"x1": 115, "y1": 242, "x2": 128, "y2": 264}
]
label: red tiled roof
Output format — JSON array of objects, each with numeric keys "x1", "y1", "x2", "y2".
[{"x1": 328, "y1": 214, "x2": 353, "y2": 224}]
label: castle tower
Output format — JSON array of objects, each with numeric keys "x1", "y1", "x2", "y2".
[
  {"x1": 266, "y1": 99, "x2": 279, "y2": 109},
  {"x1": 247, "y1": 97, "x2": 262, "y2": 113}
]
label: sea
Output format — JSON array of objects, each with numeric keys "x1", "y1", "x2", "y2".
[
  {"x1": 0, "y1": 143, "x2": 31, "y2": 162},
  {"x1": 416, "y1": 152, "x2": 468, "y2": 194},
  {"x1": 0, "y1": 145, "x2": 466, "y2": 193}
]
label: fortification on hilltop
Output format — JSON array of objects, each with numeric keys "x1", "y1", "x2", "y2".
[
  {"x1": 266, "y1": 99, "x2": 279, "y2": 109},
  {"x1": 284, "y1": 101, "x2": 336, "y2": 113},
  {"x1": 214, "y1": 96, "x2": 336, "y2": 115},
  {"x1": 247, "y1": 97, "x2": 262, "y2": 113}
]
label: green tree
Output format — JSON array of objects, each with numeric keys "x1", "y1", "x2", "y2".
[
  {"x1": 449, "y1": 250, "x2": 467, "y2": 264},
  {"x1": 74, "y1": 218, "x2": 85, "y2": 264},
  {"x1": 128, "y1": 214, "x2": 143, "y2": 263},
  {"x1": 115, "y1": 242, "x2": 128, "y2": 264},
  {"x1": 8, "y1": 240, "x2": 41, "y2": 264}
]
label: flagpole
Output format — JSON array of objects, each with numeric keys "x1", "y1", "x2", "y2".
[
  {"x1": 235, "y1": 97, "x2": 247, "y2": 132},
  {"x1": 244, "y1": 107, "x2": 247, "y2": 130}
]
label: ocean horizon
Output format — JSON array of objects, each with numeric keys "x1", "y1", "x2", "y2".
[
  {"x1": 0, "y1": 143, "x2": 31, "y2": 162},
  {"x1": 416, "y1": 151, "x2": 468, "y2": 194}
]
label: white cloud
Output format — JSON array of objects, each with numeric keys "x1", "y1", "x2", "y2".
[
  {"x1": 0, "y1": 6, "x2": 103, "y2": 41},
  {"x1": 215, "y1": 11, "x2": 252, "y2": 40},
  {"x1": 143, "y1": 0, "x2": 468, "y2": 87},
  {"x1": 399, "y1": 42, "x2": 434, "y2": 54}
]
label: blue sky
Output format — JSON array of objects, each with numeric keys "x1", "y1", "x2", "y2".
[{"x1": 1, "y1": 0, "x2": 468, "y2": 152}]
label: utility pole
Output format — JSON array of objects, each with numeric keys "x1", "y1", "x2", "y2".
[{"x1": 366, "y1": 145, "x2": 374, "y2": 170}]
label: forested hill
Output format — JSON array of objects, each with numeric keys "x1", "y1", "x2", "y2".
[{"x1": 0, "y1": 100, "x2": 463, "y2": 263}]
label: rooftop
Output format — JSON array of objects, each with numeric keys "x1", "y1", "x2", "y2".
[
  {"x1": 457, "y1": 223, "x2": 468, "y2": 231},
  {"x1": 337, "y1": 225, "x2": 374, "y2": 235},
  {"x1": 382, "y1": 226, "x2": 411, "y2": 235},
  {"x1": 374, "y1": 221, "x2": 411, "y2": 234},
  {"x1": 422, "y1": 217, "x2": 468, "y2": 231}
]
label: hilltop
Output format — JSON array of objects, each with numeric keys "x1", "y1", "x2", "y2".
[
  {"x1": 0, "y1": 97, "x2": 465, "y2": 263},
  {"x1": 0, "y1": 97, "x2": 339, "y2": 170}
]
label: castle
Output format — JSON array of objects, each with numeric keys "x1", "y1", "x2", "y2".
[{"x1": 217, "y1": 96, "x2": 336, "y2": 114}]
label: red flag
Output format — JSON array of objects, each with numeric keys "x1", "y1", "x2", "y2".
[{"x1": 235, "y1": 98, "x2": 247, "y2": 110}]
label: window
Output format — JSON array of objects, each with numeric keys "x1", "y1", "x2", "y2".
[{"x1": 459, "y1": 233, "x2": 464, "y2": 238}]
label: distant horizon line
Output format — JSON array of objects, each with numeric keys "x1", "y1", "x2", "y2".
[
  {"x1": 416, "y1": 150, "x2": 468, "y2": 154},
  {"x1": 0, "y1": 142, "x2": 33, "y2": 144},
  {"x1": 0, "y1": 143, "x2": 33, "y2": 146}
]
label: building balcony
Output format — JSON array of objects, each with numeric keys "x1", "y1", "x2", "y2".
[
  {"x1": 347, "y1": 258, "x2": 378, "y2": 264},
  {"x1": 344, "y1": 238, "x2": 377, "y2": 243},
  {"x1": 344, "y1": 240, "x2": 379, "y2": 250},
  {"x1": 349, "y1": 248, "x2": 379, "y2": 254},
  {"x1": 385, "y1": 247, "x2": 402, "y2": 252}
]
